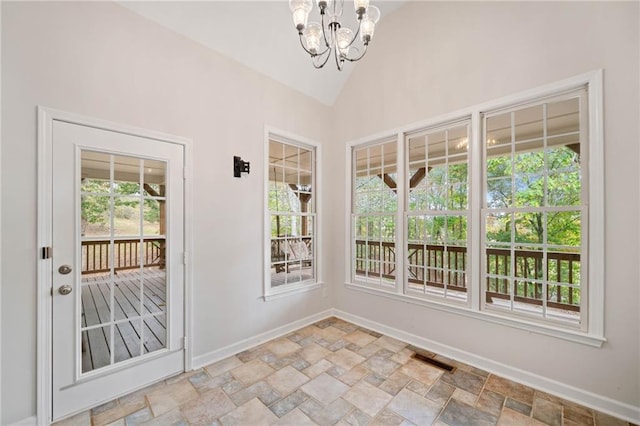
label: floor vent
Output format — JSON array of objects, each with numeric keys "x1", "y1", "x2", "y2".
[{"x1": 411, "y1": 352, "x2": 456, "y2": 373}]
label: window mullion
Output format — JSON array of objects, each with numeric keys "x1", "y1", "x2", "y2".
[
  {"x1": 396, "y1": 131, "x2": 406, "y2": 295},
  {"x1": 470, "y1": 112, "x2": 482, "y2": 311}
]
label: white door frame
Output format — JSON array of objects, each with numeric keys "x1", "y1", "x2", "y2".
[{"x1": 36, "y1": 106, "x2": 193, "y2": 425}]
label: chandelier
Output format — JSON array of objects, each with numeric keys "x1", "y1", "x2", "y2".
[{"x1": 289, "y1": 0, "x2": 380, "y2": 71}]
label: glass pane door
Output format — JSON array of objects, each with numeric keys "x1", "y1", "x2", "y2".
[{"x1": 80, "y1": 150, "x2": 168, "y2": 373}]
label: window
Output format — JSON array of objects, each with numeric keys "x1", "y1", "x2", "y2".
[
  {"x1": 347, "y1": 71, "x2": 603, "y2": 345},
  {"x1": 265, "y1": 133, "x2": 318, "y2": 298},
  {"x1": 406, "y1": 121, "x2": 470, "y2": 303},
  {"x1": 482, "y1": 91, "x2": 587, "y2": 328},
  {"x1": 351, "y1": 140, "x2": 398, "y2": 287}
]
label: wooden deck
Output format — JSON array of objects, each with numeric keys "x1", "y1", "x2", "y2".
[
  {"x1": 81, "y1": 268, "x2": 167, "y2": 373},
  {"x1": 271, "y1": 266, "x2": 314, "y2": 287}
]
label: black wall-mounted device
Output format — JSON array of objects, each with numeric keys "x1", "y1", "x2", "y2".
[{"x1": 233, "y1": 156, "x2": 250, "y2": 178}]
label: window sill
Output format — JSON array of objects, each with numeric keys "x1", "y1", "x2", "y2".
[
  {"x1": 344, "y1": 281, "x2": 605, "y2": 347},
  {"x1": 264, "y1": 281, "x2": 322, "y2": 301}
]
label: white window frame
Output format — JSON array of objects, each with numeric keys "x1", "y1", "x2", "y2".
[
  {"x1": 350, "y1": 137, "x2": 400, "y2": 290},
  {"x1": 264, "y1": 127, "x2": 322, "y2": 300},
  {"x1": 480, "y1": 89, "x2": 589, "y2": 331},
  {"x1": 345, "y1": 70, "x2": 604, "y2": 346},
  {"x1": 405, "y1": 119, "x2": 472, "y2": 307}
]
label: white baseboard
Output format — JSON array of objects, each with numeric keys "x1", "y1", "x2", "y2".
[
  {"x1": 18, "y1": 307, "x2": 635, "y2": 425},
  {"x1": 333, "y1": 309, "x2": 639, "y2": 424},
  {"x1": 191, "y1": 309, "x2": 334, "y2": 370},
  {"x1": 9, "y1": 416, "x2": 37, "y2": 426}
]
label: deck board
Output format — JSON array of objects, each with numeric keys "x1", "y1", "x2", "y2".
[{"x1": 81, "y1": 268, "x2": 167, "y2": 373}]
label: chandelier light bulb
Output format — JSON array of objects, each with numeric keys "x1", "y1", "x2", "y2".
[
  {"x1": 289, "y1": 0, "x2": 312, "y2": 13},
  {"x1": 360, "y1": 18, "x2": 374, "y2": 43},
  {"x1": 353, "y1": 0, "x2": 370, "y2": 17},
  {"x1": 290, "y1": 0, "x2": 313, "y2": 31},
  {"x1": 303, "y1": 23, "x2": 323, "y2": 54},
  {"x1": 365, "y1": 5, "x2": 380, "y2": 23},
  {"x1": 336, "y1": 27, "x2": 354, "y2": 56},
  {"x1": 316, "y1": 0, "x2": 333, "y2": 12},
  {"x1": 292, "y1": 8, "x2": 310, "y2": 31},
  {"x1": 360, "y1": 6, "x2": 379, "y2": 43}
]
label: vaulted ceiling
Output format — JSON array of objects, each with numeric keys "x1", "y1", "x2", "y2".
[{"x1": 119, "y1": 1, "x2": 406, "y2": 106}]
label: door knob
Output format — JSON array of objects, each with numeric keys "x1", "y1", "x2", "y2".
[
  {"x1": 58, "y1": 285, "x2": 73, "y2": 295},
  {"x1": 58, "y1": 264, "x2": 72, "y2": 275}
]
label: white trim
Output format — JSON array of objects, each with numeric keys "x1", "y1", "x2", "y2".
[
  {"x1": 37, "y1": 107, "x2": 193, "y2": 425},
  {"x1": 0, "y1": 2, "x2": 2, "y2": 416},
  {"x1": 396, "y1": 131, "x2": 406, "y2": 295},
  {"x1": 586, "y1": 69, "x2": 605, "y2": 338},
  {"x1": 264, "y1": 282, "x2": 323, "y2": 301},
  {"x1": 37, "y1": 107, "x2": 54, "y2": 425},
  {"x1": 0, "y1": 1, "x2": 3, "y2": 420},
  {"x1": 344, "y1": 281, "x2": 604, "y2": 347},
  {"x1": 263, "y1": 126, "x2": 323, "y2": 300},
  {"x1": 332, "y1": 309, "x2": 639, "y2": 424},
  {"x1": 469, "y1": 111, "x2": 482, "y2": 311},
  {"x1": 191, "y1": 309, "x2": 332, "y2": 369},
  {"x1": 343, "y1": 70, "x2": 605, "y2": 345},
  {"x1": 183, "y1": 136, "x2": 195, "y2": 373},
  {"x1": 345, "y1": 142, "x2": 352, "y2": 284}
]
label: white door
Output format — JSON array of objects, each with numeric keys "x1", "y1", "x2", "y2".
[{"x1": 51, "y1": 120, "x2": 185, "y2": 421}]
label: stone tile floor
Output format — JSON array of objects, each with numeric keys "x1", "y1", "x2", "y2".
[{"x1": 55, "y1": 317, "x2": 635, "y2": 426}]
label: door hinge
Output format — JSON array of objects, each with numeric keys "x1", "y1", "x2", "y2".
[
  {"x1": 183, "y1": 252, "x2": 188, "y2": 265},
  {"x1": 182, "y1": 336, "x2": 187, "y2": 350},
  {"x1": 41, "y1": 246, "x2": 52, "y2": 259}
]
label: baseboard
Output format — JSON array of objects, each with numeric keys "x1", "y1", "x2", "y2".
[
  {"x1": 9, "y1": 416, "x2": 37, "y2": 426},
  {"x1": 191, "y1": 309, "x2": 334, "y2": 370},
  {"x1": 333, "y1": 309, "x2": 640, "y2": 424},
  {"x1": 20, "y1": 307, "x2": 637, "y2": 425}
]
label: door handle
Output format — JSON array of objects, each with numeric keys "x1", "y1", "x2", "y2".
[
  {"x1": 58, "y1": 285, "x2": 73, "y2": 295},
  {"x1": 58, "y1": 264, "x2": 72, "y2": 275}
]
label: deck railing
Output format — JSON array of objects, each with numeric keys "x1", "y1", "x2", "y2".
[
  {"x1": 81, "y1": 237, "x2": 165, "y2": 274},
  {"x1": 354, "y1": 240, "x2": 580, "y2": 312}
]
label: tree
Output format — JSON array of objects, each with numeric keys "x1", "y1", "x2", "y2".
[
  {"x1": 486, "y1": 146, "x2": 581, "y2": 247},
  {"x1": 81, "y1": 179, "x2": 161, "y2": 235}
]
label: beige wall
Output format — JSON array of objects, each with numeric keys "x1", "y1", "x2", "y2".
[
  {"x1": 1, "y1": 2, "x2": 332, "y2": 423},
  {"x1": 2, "y1": 1, "x2": 639, "y2": 423},
  {"x1": 329, "y1": 0, "x2": 639, "y2": 411}
]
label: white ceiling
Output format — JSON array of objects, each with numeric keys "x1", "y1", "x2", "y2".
[{"x1": 119, "y1": 1, "x2": 406, "y2": 106}]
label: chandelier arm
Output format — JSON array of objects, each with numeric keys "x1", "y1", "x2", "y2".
[
  {"x1": 298, "y1": 33, "x2": 331, "y2": 57},
  {"x1": 334, "y1": 46, "x2": 344, "y2": 71},
  {"x1": 346, "y1": 19, "x2": 363, "y2": 49},
  {"x1": 313, "y1": 49, "x2": 333, "y2": 68},
  {"x1": 320, "y1": 11, "x2": 332, "y2": 50},
  {"x1": 342, "y1": 43, "x2": 369, "y2": 62}
]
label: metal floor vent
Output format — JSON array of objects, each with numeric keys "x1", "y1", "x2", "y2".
[{"x1": 411, "y1": 352, "x2": 456, "y2": 373}]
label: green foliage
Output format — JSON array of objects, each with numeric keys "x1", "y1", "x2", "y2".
[
  {"x1": 81, "y1": 180, "x2": 110, "y2": 225},
  {"x1": 486, "y1": 147, "x2": 581, "y2": 247},
  {"x1": 269, "y1": 182, "x2": 310, "y2": 237},
  {"x1": 81, "y1": 179, "x2": 161, "y2": 228},
  {"x1": 354, "y1": 145, "x2": 581, "y2": 254}
]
